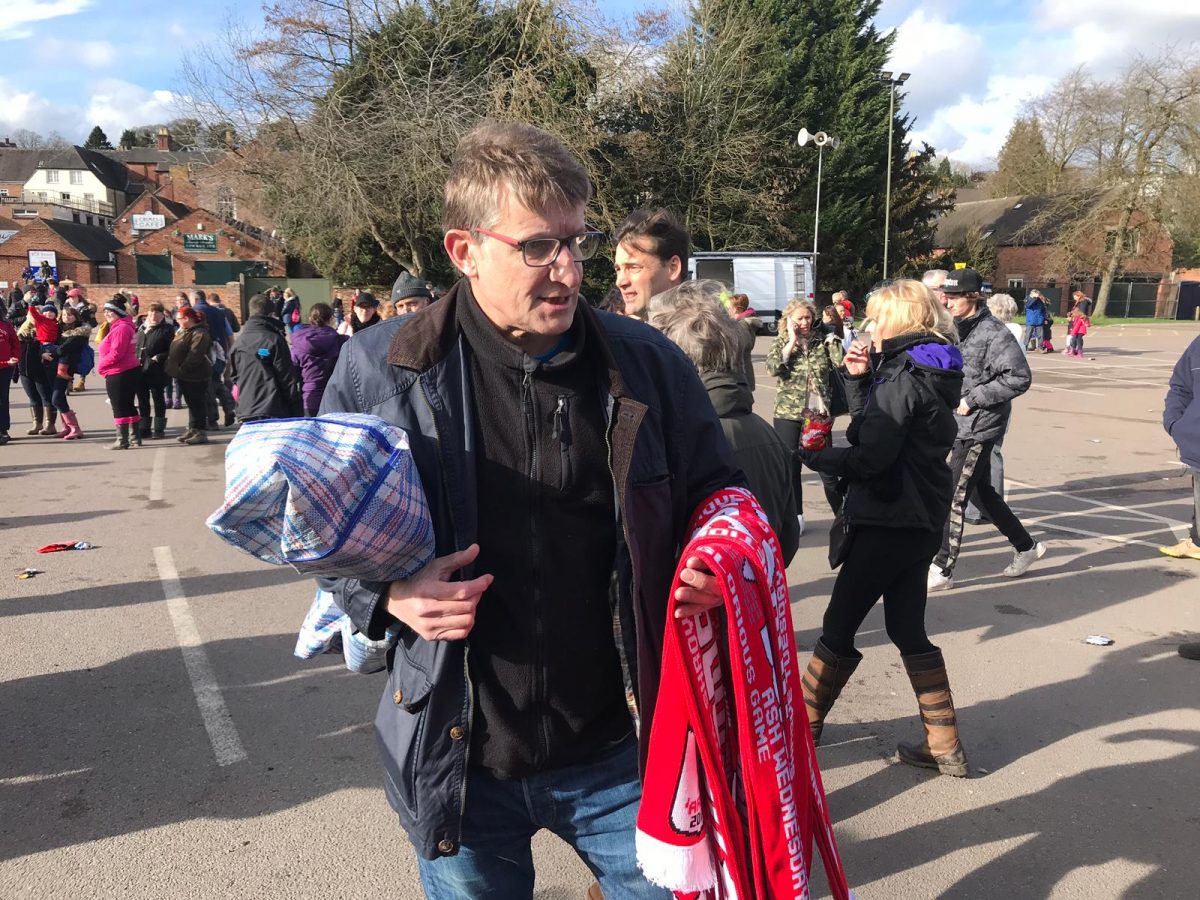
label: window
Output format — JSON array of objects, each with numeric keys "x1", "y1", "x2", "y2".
[
  {"x1": 216, "y1": 185, "x2": 236, "y2": 220},
  {"x1": 45, "y1": 170, "x2": 59, "y2": 184},
  {"x1": 13, "y1": 208, "x2": 37, "y2": 218},
  {"x1": 1008, "y1": 276, "x2": 1025, "y2": 289},
  {"x1": 72, "y1": 213, "x2": 80, "y2": 223},
  {"x1": 37, "y1": 191, "x2": 47, "y2": 201},
  {"x1": 86, "y1": 215, "x2": 94, "y2": 226},
  {"x1": 0, "y1": 189, "x2": 7, "y2": 197},
  {"x1": 61, "y1": 193, "x2": 71, "y2": 202},
  {"x1": 69, "y1": 170, "x2": 83, "y2": 185},
  {"x1": 1105, "y1": 228, "x2": 1139, "y2": 256}
]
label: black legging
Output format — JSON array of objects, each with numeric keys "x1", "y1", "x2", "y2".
[
  {"x1": 179, "y1": 379, "x2": 209, "y2": 430},
  {"x1": 820, "y1": 525, "x2": 940, "y2": 658},
  {"x1": 137, "y1": 371, "x2": 167, "y2": 421},
  {"x1": 772, "y1": 416, "x2": 842, "y2": 514},
  {"x1": 21, "y1": 373, "x2": 52, "y2": 414},
  {"x1": 105, "y1": 367, "x2": 142, "y2": 423}
]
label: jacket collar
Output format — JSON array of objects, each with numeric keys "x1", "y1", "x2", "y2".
[
  {"x1": 387, "y1": 278, "x2": 632, "y2": 399},
  {"x1": 701, "y1": 371, "x2": 753, "y2": 416}
]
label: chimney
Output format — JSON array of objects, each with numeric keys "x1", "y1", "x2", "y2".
[{"x1": 157, "y1": 126, "x2": 171, "y2": 152}]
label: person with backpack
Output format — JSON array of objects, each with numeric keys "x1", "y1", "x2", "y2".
[{"x1": 229, "y1": 293, "x2": 302, "y2": 422}]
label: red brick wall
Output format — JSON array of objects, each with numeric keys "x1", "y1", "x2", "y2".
[
  {"x1": 0, "y1": 220, "x2": 100, "y2": 283},
  {"x1": 111, "y1": 192, "x2": 184, "y2": 245},
  {"x1": 73, "y1": 282, "x2": 246, "y2": 322}
]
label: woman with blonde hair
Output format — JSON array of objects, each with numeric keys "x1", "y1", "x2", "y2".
[
  {"x1": 766, "y1": 296, "x2": 846, "y2": 533},
  {"x1": 795, "y1": 279, "x2": 971, "y2": 777}
]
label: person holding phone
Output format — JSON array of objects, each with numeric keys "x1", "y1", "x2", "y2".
[{"x1": 766, "y1": 297, "x2": 846, "y2": 534}]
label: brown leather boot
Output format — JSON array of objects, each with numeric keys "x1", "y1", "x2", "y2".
[
  {"x1": 801, "y1": 638, "x2": 861, "y2": 746},
  {"x1": 896, "y1": 649, "x2": 969, "y2": 777}
]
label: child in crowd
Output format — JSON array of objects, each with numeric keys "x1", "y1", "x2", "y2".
[
  {"x1": 1066, "y1": 307, "x2": 1090, "y2": 357},
  {"x1": 1040, "y1": 313, "x2": 1055, "y2": 353},
  {"x1": 28, "y1": 303, "x2": 60, "y2": 353}
]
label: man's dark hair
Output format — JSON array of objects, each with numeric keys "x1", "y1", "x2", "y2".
[
  {"x1": 615, "y1": 208, "x2": 690, "y2": 272},
  {"x1": 248, "y1": 293, "x2": 273, "y2": 318},
  {"x1": 308, "y1": 302, "x2": 333, "y2": 326},
  {"x1": 596, "y1": 286, "x2": 625, "y2": 314},
  {"x1": 191, "y1": 288, "x2": 207, "y2": 303}
]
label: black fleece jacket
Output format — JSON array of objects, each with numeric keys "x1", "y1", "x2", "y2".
[{"x1": 457, "y1": 293, "x2": 629, "y2": 779}]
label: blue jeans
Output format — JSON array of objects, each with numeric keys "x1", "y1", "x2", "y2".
[{"x1": 417, "y1": 736, "x2": 669, "y2": 900}]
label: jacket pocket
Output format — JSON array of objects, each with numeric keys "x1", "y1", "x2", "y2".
[{"x1": 379, "y1": 633, "x2": 437, "y2": 820}]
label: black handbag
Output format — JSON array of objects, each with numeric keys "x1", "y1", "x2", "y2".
[{"x1": 828, "y1": 507, "x2": 855, "y2": 569}]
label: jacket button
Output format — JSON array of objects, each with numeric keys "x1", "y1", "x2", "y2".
[
  {"x1": 449, "y1": 725, "x2": 465, "y2": 741},
  {"x1": 437, "y1": 839, "x2": 455, "y2": 854},
  {"x1": 393, "y1": 689, "x2": 404, "y2": 705}
]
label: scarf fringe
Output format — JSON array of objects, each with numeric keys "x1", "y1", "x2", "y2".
[{"x1": 635, "y1": 829, "x2": 716, "y2": 893}]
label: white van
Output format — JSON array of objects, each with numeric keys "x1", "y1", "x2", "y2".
[{"x1": 690, "y1": 251, "x2": 816, "y2": 334}]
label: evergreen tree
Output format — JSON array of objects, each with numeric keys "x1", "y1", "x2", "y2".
[
  {"x1": 118, "y1": 128, "x2": 138, "y2": 150},
  {"x1": 84, "y1": 125, "x2": 113, "y2": 149},
  {"x1": 989, "y1": 117, "x2": 1052, "y2": 198}
]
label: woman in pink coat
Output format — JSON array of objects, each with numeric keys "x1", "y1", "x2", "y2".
[{"x1": 97, "y1": 295, "x2": 143, "y2": 449}]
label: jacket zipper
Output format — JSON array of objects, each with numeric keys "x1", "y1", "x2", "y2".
[
  {"x1": 522, "y1": 369, "x2": 548, "y2": 764},
  {"x1": 604, "y1": 394, "x2": 641, "y2": 730},
  {"x1": 553, "y1": 395, "x2": 569, "y2": 490}
]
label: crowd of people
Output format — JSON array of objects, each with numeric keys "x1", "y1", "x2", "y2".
[{"x1": 5, "y1": 120, "x2": 1198, "y2": 899}]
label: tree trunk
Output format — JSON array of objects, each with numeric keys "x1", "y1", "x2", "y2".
[
  {"x1": 1094, "y1": 180, "x2": 1140, "y2": 318},
  {"x1": 366, "y1": 219, "x2": 421, "y2": 276}
]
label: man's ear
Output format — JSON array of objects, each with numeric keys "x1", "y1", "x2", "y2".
[
  {"x1": 667, "y1": 255, "x2": 683, "y2": 283},
  {"x1": 444, "y1": 230, "x2": 476, "y2": 277}
]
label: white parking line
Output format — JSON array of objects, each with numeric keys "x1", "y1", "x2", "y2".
[
  {"x1": 1028, "y1": 383, "x2": 1105, "y2": 397},
  {"x1": 1008, "y1": 479, "x2": 1190, "y2": 539},
  {"x1": 150, "y1": 448, "x2": 166, "y2": 501},
  {"x1": 153, "y1": 546, "x2": 247, "y2": 767}
]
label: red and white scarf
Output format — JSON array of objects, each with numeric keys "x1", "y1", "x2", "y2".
[{"x1": 637, "y1": 488, "x2": 853, "y2": 899}]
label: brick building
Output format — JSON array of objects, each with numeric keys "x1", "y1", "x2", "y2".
[
  {"x1": 934, "y1": 195, "x2": 1174, "y2": 305},
  {"x1": 0, "y1": 218, "x2": 123, "y2": 284}
]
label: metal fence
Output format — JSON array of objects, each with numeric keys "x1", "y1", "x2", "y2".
[{"x1": 1006, "y1": 280, "x2": 1181, "y2": 319}]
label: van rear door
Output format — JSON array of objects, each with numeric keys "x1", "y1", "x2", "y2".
[{"x1": 733, "y1": 257, "x2": 779, "y2": 325}]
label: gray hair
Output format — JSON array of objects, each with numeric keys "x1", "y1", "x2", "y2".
[
  {"x1": 648, "y1": 278, "x2": 727, "y2": 317},
  {"x1": 649, "y1": 284, "x2": 740, "y2": 375},
  {"x1": 189, "y1": 288, "x2": 207, "y2": 303},
  {"x1": 922, "y1": 269, "x2": 949, "y2": 289},
  {"x1": 987, "y1": 292, "x2": 1018, "y2": 323}
]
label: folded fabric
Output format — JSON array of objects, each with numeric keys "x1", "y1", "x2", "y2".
[
  {"x1": 206, "y1": 413, "x2": 435, "y2": 582},
  {"x1": 295, "y1": 588, "x2": 396, "y2": 674},
  {"x1": 636, "y1": 487, "x2": 852, "y2": 900}
]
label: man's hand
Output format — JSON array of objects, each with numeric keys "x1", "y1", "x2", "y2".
[
  {"x1": 956, "y1": 400, "x2": 971, "y2": 416},
  {"x1": 385, "y1": 543, "x2": 493, "y2": 641},
  {"x1": 674, "y1": 556, "x2": 723, "y2": 619}
]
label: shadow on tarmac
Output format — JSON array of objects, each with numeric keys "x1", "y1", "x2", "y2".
[{"x1": 0, "y1": 509, "x2": 124, "y2": 530}]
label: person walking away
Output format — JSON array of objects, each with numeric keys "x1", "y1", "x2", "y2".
[
  {"x1": 337, "y1": 291, "x2": 382, "y2": 336},
  {"x1": 766, "y1": 297, "x2": 846, "y2": 535},
  {"x1": 165, "y1": 307, "x2": 213, "y2": 445},
  {"x1": 0, "y1": 314, "x2": 17, "y2": 444},
  {"x1": 136, "y1": 303, "x2": 176, "y2": 439},
  {"x1": 318, "y1": 122, "x2": 739, "y2": 898},
  {"x1": 15, "y1": 313, "x2": 54, "y2": 435},
  {"x1": 929, "y1": 268, "x2": 1045, "y2": 592},
  {"x1": 1066, "y1": 308, "x2": 1090, "y2": 358},
  {"x1": 1160, "y1": 334, "x2": 1200, "y2": 561},
  {"x1": 229, "y1": 293, "x2": 302, "y2": 422},
  {"x1": 965, "y1": 293, "x2": 1023, "y2": 526},
  {"x1": 1040, "y1": 310, "x2": 1055, "y2": 354},
  {"x1": 1023, "y1": 290, "x2": 1047, "y2": 351},
  {"x1": 191, "y1": 289, "x2": 234, "y2": 429},
  {"x1": 796, "y1": 279, "x2": 968, "y2": 776},
  {"x1": 725, "y1": 292, "x2": 759, "y2": 391},
  {"x1": 612, "y1": 208, "x2": 688, "y2": 321},
  {"x1": 97, "y1": 298, "x2": 143, "y2": 449},
  {"x1": 650, "y1": 287, "x2": 798, "y2": 563},
  {"x1": 289, "y1": 302, "x2": 344, "y2": 416},
  {"x1": 48, "y1": 306, "x2": 91, "y2": 440},
  {"x1": 281, "y1": 287, "x2": 302, "y2": 336}
]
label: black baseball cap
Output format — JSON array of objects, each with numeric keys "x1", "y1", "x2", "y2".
[{"x1": 941, "y1": 268, "x2": 983, "y2": 295}]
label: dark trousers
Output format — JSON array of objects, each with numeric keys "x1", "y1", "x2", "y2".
[
  {"x1": 1190, "y1": 467, "x2": 1200, "y2": 544},
  {"x1": 105, "y1": 368, "x2": 142, "y2": 422},
  {"x1": 21, "y1": 373, "x2": 51, "y2": 412},
  {"x1": 180, "y1": 380, "x2": 209, "y2": 430},
  {"x1": 821, "y1": 526, "x2": 940, "y2": 657},
  {"x1": 935, "y1": 438, "x2": 1035, "y2": 575},
  {"x1": 50, "y1": 375, "x2": 72, "y2": 413},
  {"x1": 0, "y1": 373, "x2": 10, "y2": 432},
  {"x1": 965, "y1": 433, "x2": 1006, "y2": 523},
  {"x1": 773, "y1": 416, "x2": 842, "y2": 514},
  {"x1": 137, "y1": 374, "x2": 167, "y2": 421}
]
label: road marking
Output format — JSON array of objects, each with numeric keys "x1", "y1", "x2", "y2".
[
  {"x1": 1008, "y1": 479, "x2": 1187, "y2": 529},
  {"x1": 153, "y1": 546, "x2": 247, "y2": 767},
  {"x1": 1028, "y1": 383, "x2": 1105, "y2": 397},
  {"x1": 149, "y1": 448, "x2": 166, "y2": 501},
  {"x1": 0, "y1": 768, "x2": 92, "y2": 786}
]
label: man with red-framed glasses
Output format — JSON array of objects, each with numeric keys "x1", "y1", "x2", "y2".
[{"x1": 317, "y1": 121, "x2": 742, "y2": 898}]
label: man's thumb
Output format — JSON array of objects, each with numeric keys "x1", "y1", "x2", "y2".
[{"x1": 439, "y1": 542, "x2": 480, "y2": 577}]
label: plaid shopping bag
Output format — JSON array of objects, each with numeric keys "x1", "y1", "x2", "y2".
[{"x1": 206, "y1": 413, "x2": 434, "y2": 582}]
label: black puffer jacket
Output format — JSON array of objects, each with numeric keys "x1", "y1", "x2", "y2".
[
  {"x1": 228, "y1": 315, "x2": 302, "y2": 420},
  {"x1": 136, "y1": 320, "x2": 176, "y2": 386},
  {"x1": 955, "y1": 306, "x2": 1030, "y2": 441},
  {"x1": 804, "y1": 332, "x2": 964, "y2": 532},
  {"x1": 702, "y1": 371, "x2": 798, "y2": 564}
]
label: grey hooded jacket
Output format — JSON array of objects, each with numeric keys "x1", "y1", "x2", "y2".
[
  {"x1": 954, "y1": 306, "x2": 1031, "y2": 442},
  {"x1": 316, "y1": 281, "x2": 741, "y2": 860}
]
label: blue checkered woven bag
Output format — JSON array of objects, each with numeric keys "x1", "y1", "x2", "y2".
[{"x1": 206, "y1": 413, "x2": 434, "y2": 582}]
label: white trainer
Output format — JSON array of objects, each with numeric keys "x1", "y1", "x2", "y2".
[
  {"x1": 1003, "y1": 541, "x2": 1046, "y2": 577},
  {"x1": 797, "y1": 514, "x2": 805, "y2": 537},
  {"x1": 927, "y1": 565, "x2": 954, "y2": 592}
]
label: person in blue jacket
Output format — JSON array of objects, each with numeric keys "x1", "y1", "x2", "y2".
[
  {"x1": 1022, "y1": 290, "x2": 1047, "y2": 350},
  {"x1": 1162, "y1": 334, "x2": 1200, "y2": 660}
]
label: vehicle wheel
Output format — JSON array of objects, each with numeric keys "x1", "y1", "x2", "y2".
[{"x1": 763, "y1": 319, "x2": 778, "y2": 336}]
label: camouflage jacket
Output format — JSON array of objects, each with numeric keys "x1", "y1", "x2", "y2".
[{"x1": 765, "y1": 329, "x2": 845, "y2": 421}]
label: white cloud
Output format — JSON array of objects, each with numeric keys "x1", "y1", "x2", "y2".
[
  {"x1": 0, "y1": 76, "x2": 74, "y2": 140},
  {"x1": 887, "y1": 10, "x2": 990, "y2": 121},
  {"x1": 85, "y1": 79, "x2": 182, "y2": 137},
  {"x1": 79, "y1": 39, "x2": 115, "y2": 68},
  {"x1": 0, "y1": 0, "x2": 92, "y2": 41}
]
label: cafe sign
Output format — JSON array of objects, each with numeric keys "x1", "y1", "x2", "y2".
[
  {"x1": 131, "y1": 213, "x2": 166, "y2": 231},
  {"x1": 183, "y1": 233, "x2": 217, "y2": 253}
]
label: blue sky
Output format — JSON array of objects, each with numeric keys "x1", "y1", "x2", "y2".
[{"x1": 1, "y1": 0, "x2": 1197, "y2": 165}]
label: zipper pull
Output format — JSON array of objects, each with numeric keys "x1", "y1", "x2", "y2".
[{"x1": 552, "y1": 395, "x2": 566, "y2": 440}]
